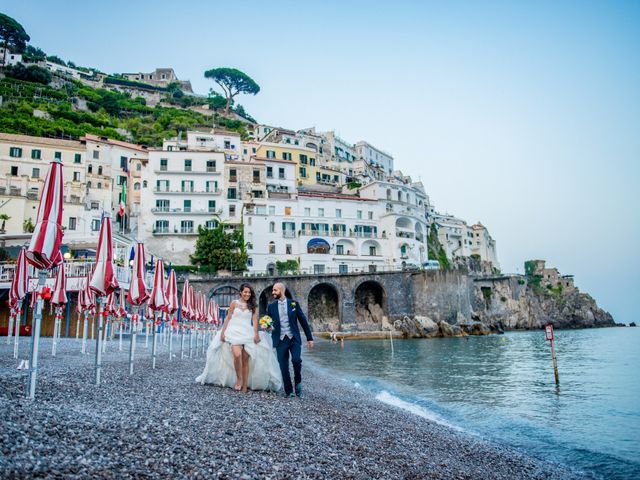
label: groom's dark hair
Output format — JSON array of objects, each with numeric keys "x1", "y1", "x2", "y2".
[{"x1": 239, "y1": 283, "x2": 257, "y2": 313}]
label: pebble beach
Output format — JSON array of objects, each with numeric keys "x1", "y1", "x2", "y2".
[{"x1": 0, "y1": 336, "x2": 590, "y2": 479}]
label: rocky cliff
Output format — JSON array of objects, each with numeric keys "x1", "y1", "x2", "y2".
[{"x1": 393, "y1": 273, "x2": 616, "y2": 338}]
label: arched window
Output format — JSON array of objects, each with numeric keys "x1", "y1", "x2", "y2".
[
  {"x1": 88, "y1": 164, "x2": 93, "y2": 174},
  {"x1": 143, "y1": 180, "x2": 148, "y2": 188},
  {"x1": 87, "y1": 181, "x2": 92, "y2": 188},
  {"x1": 397, "y1": 191, "x2": 402, "y2": 201},
  {"x1": 98, "y1": 166, "x2": 103, "y2": 176},
  {"x1": 386, "y1": 189, "x2": 391, "y2": 200},
  {"x1": 268, "y1": 242, "x2": 276, "y2": 254},
  {"x1": 269, "y1": 221, "x2": 275, "y2": 233},
  {"x1": 134, "y1": 182, "x2": 141, "y2": 191}
]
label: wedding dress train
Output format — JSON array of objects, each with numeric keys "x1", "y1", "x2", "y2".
[{"x1": 195, "y1": 305, "x2": 282, "y2": 391}]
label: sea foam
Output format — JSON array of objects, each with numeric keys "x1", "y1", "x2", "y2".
[{"x1": 375, "y1": 390, "x2": 463, "y2": 431}]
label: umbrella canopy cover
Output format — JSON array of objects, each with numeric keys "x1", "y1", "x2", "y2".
[
  {"x1": 90, "y1": 213, "x2": 119, "y2": 296},
  {"x1": 165, "y1": 269, "x2": 179, "y2": 315},
  {"x1": 180, "y1": 279, "x2": 191, "y2": 320},
  {"x1": 27, "y1": 159, "x2": 64, "y2": 270},
  {"x1": 149, "y1": 259, "x2": 167, "y2": 312},
  {"x1": 51, "y1": 262, "x2": 67, "y2": 306},
  {"x1": 127, "y1": 243, "x2": 149, "y2": 306},
  {"x1": 9, "y1": 247, "x2": 28, "y2": 307}
]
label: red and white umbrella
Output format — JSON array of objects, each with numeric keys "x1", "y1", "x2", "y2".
[
  {"x1": 207, "y1": 299, "x2": 216, "y2": 324},
  {"x1": 180, "y1": 279, "x2": 191, "y2": 320},
  {"x1": 127, "y1": 243, "x2": 149, "y2": 306},
  {"x1": 9, "y1": 247, "x2": 28, "y2": 308},
  {"x1": 50, "y1": 262, "x2": 67, "y2": 306},
  {"x1": 105, "y1": 291, "x2": 116, "y2": 316},
  {"x1": 116, "y1": 289, "x2": 127, "y2": 318},
  {"x1": 26, "y1": 159, "x2": 64, "y2": 270},
  {"x1": 149, "y1": 259, "x2": 167, "y2": 312},
  {"x1": 165, "y1": 269, "x2": 178, "y2": 316},
  {"x1": 82, "y1": 271, "x2": 95, "y2": 313},
  {"x1": 90, "y1": 213, "x2": 119, "y2": 297}
]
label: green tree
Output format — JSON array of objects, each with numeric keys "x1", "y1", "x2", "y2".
[
  {"x1": 0, "y1": 13, "x2": 29, "y2": 65},
  {"x1": 4, "y1": 64, "x2": 52, "y2": 84},
  {"x1": 22, "y1": 217, "x2": 34, "y2": 233},
  {"x1": 204, "y1": 67, "x2": 260, "y2": 115},
  {"x1": 190, "y1": 220, "x2": 248, "y2": 273},
  {"x1": 22, "y1": 45, "x2": 46, "y2": 62}
]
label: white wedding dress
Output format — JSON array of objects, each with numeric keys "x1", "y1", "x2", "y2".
[{"x1": 195, "y1": 302, "x2": 282, "y2": 391}]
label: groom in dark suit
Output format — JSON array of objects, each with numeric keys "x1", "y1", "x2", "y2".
[{"x1": 268, "y1": 282, "x2": 314, "y2": 397}]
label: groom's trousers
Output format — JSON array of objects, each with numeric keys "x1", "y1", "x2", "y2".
[{"x1": 276, "y1": 335, "x2": 302, "y2": 395}]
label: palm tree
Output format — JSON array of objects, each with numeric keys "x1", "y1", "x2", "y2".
[{"x1": 0, "y1": 213, "x2": 10, "y2": 233}]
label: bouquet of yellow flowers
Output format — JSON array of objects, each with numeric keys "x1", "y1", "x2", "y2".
[{"x1": 259, "y1": 315, "x2": 273, "y2": 332}]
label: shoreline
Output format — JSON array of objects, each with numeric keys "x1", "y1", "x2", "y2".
[{"x1": 0, "y1": 338, "x2": 590, "y2": 479}]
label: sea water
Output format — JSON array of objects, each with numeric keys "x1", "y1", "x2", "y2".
[{"x1": 307, "y1": 328, "x2": 640, "y2": 480}]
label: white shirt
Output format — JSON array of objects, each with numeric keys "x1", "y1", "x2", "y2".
[{"x1": 278, "y1": 299, "x2": 293, "y2": 340}]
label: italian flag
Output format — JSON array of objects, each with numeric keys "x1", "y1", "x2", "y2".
[{"x1": 119, "y1": 181, "x2": 126, "y2": 217}]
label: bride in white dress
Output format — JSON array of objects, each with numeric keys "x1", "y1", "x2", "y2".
[{"x1": 196, "y1": 284, "x2": 282, "y2": 392}]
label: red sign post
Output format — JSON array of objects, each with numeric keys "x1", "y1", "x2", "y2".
[{"x1": 545, "y1": 323, "x2": 559, "y2": 386}]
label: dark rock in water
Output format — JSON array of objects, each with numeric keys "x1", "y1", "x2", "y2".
[{"x1": 630, "y1": 322, "x2": 637, "y2": 327}]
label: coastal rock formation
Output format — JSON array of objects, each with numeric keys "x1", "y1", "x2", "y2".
[{"x1": 471, "y1": 277, "x2": 615, "y2": 330}]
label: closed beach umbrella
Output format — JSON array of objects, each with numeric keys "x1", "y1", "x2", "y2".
[
  {"x1": 8, "y1": 247, "x2": 28, "y2": 355},
  {"x1": 80, "y1": 272, "x2": 94, "y2": 354},
  {"x1": 180, "y1": 279, "x2": 191, "y2": 321},
  {"x1": 148, "y1": 259, "x2": 167, "y2": 369},
  {"x1": 127, "y1": 242, "x2": 148, "y2": 375},
  {"x1": 51, "y1": 262, "x2": 67, "y2": 306},
  {"x1": 117, "y1": 289, "x2": 127, "y2": 318},
  {"x1": 127, "y1": 243, "x2": 149, "y2": 307},
  {"x1": 165, "y1": 269, "x2": 178, "y2": 316},
  {"x1": 26, "y1": 159, "x2": 64, "y2": 270},
  {"x1": 149, "y1": 259, "x2": 167, "y2": 312},
  {"x1": 89, "y1": 213, "x2": 119, "y2": 297},
  {"x1": 24, "y1": 158, "x2": 65, "y2": 399}
]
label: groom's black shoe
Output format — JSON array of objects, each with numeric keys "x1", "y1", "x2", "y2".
[
  {"x1": 295, "y1": 383, "x2": 303, "y2": 397},
  {"x1": 285, "y1": 392, "x2": 295, "y2": 398}
]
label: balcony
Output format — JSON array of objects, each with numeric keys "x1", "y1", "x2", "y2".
[
  {"x1": 228, "y1": 176, "x2": 238, "y2": 183},
  {"x1": 154, "y1": 169, "x2": 220, "y2": 175},
  {"x1": 151, "y1": 207, "x2": 222, "y2": 215},
  {"x1": 282, "y1": 231, "x2": 296, "y2": 238},
  {"x1": 152, "y1": 188, "x2": 221, "y2": 195}
]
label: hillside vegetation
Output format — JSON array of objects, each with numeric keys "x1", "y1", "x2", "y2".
[{"x1": 0, "y1": 76, "x2": 253, "y2": 146}]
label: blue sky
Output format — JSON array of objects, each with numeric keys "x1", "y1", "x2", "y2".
[{"x1": 2, "y1": 1, "x2": 639, "y2": 323}]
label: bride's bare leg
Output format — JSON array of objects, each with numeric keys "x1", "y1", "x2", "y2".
[
  {"x1": 231, "y1": 345, "x2": 243, "y2": 390},
  {"x1": 241, "y1": 348, "x2": 250, "y2": 392}
]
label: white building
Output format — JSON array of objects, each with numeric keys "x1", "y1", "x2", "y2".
[
  {"x1": 355, "y1": 141, "x2": 394, "y2": 175},
  {"x1": 139, "y1": 148, "x2": 227, "y2": 263},
  {"x1": 0, "y1": 47, "x2": 22, "y2": 66}
]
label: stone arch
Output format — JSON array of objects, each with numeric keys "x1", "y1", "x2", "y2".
[
  {"x1": 307, "y1": 282, "x2": 341, "y2": 332},
  {"x1": 354, "y1": 280, "x2": 386, "y2": 330},
  {"x1": 335, "y1": 239, "x2": 356, "y2": 256},
  {"x1": 360, "y1": 239, "x2": 381, "y2": 256},
  {"x1": 258, "y1": 283, "x2": 294, "y2": 316}
]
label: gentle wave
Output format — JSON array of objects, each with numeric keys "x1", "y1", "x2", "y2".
[{"x1": 374, "y1": 390, "x2": 463, "y2": 432}]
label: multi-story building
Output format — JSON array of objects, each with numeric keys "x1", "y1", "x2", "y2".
[
  {"x1": 355, "y1": 141, "x2": 394, "y2": 175},
  {"x1": 469, "y1": 223, "x2": 500, "y2": 270},
  {"x1": 122, "y1": 68, "x2": 193, "y2": 93},
  {"x1": 432, "y1": 214, "x2": 499, "y2": 268},
  {"x1": 0, "y1": 133, "x2": 92, "y2": 245},
  {"x1": 244, "y1": 190, "x2": 387, "y2": 275},
  {"x1": 82, "y1": 135, "x2": 149, "y2": 234},
  {"x1": 255, "y1": 142, "x2": 317, "y2": 186},
  {"x1": 139, "y1": 147, "x2": 227, "y2": 263}
]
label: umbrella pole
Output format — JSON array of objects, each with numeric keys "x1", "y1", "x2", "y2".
[
  {"x1": 27, "y1": 271, "x2": 47, "y2": 400},
  {"x1": 189, "y1": 324, "x2": 193, "y2": 358},
  {"x1": 169, "y1": 318, "x2": 173, "y2": 361},
  {"x1": 145, "y1": 319, "x2": 149, "y2": 348},
  {"x1": 152, "y1": 312, "x2": 158, "y2": 369},
  {"x1": 102, "y1": 314, "x2": 109, "y2": 354},
  {"x1": 81, "y1": 311, "x2": 89, "y2": 354},
  {"x1": 180, "y1": 325, "x2": 185, "y2": 360},
  {"x1": 7, "y1": 313, "x2": 14, "y2": 345},
  {"x1": 13, "y1": 308, "x2": 21, "y2": 359},
  {"x1": 95, "y1": 297, "x2": 104, "y2": 385},
  {"x1": 52, "y1": 308, "x2": 61, "y2": 356},
  {"x1": 75, "y1": 312, "x2": 80, "y2": 339},
  {"x1": 119, "y1": 318, "x2": 123, "y2": 351},
  {"x1": 129, "y1": 309, "x2": 138, "y2": 375}
]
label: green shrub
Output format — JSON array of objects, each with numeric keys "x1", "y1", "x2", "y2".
[{"x1": 4, "y1": 64, "x2": 52, "y2": 85}]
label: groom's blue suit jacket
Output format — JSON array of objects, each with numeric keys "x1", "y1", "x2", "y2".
[{"x1": 267, "y1": 299, "x2": 313, "y2": 348}]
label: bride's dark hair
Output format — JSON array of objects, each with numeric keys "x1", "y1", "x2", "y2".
[{"x1": 238, "y1": 283, "x2": 257, "y2": 313}]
